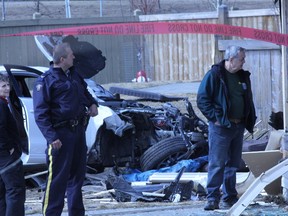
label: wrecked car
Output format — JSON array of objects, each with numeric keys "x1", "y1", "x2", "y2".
[
  {"x1": 87, "y1": 85, "x2": 209, "y2": 172},
  {"x1": 3, "y1": 63, "x2": 209, "y2": 174}
]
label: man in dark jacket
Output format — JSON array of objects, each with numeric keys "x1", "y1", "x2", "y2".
[
  {"x1": 197, "y1": 46, "x2": 256, "y2": 210},
  {"x1": 33, "y1": 42, "x2": 98, "y2": 216},
  {"x1": 0, "y1": 73, "x2": 25, "y2": 216}
]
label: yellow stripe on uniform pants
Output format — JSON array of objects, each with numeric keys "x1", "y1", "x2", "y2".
[{"x1": 42, "y1": 144, "x2": 54, "y2": 215}]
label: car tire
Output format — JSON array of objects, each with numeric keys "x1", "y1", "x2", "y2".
[{"x1": 140, "y1": 136, "x2": 188, "y2": 171}]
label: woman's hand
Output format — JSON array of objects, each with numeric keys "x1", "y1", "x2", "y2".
[{"x1": 87, "y1": 104, "x2": 98, "y2": 117}]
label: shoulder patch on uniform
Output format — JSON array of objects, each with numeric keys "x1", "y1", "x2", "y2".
[{"x1": 36, "y1": 84, "x2": 43, "y2": 91}]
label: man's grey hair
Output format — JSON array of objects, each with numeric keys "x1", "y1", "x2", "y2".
[
  {"x1": 224, "y1": 46, "x2": 245, "y2": 60},
  {"x1": 0, "y1": 72, "x2": 9, "y2": 83},
  {"x1": 53, "y1": 42, "x2": 71, "y2": 64}
]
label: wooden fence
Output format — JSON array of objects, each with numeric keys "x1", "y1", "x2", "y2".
[{"x1": 139, "y1": 7, "x2": 282, "y2": 130}]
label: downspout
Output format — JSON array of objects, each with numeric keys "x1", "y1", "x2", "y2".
[{"x1": 280, "y1": 0, "x2": 288, "y2": 202}]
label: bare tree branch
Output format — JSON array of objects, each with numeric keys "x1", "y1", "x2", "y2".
[{"x1": 129, "y1": 0, "x2": 161, "y2": 15}]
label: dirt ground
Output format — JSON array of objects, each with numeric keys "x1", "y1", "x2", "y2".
[
  {"x1": 24, "y1": 168, "x2": 288, "y2": 216},
  {"x1": 24, "y1": 190, "x2": 288, "y2": 216}
]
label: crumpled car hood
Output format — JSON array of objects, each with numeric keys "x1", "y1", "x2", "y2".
[{"x1": 34, "y1": 35, "x2": 106, "y2": 79}]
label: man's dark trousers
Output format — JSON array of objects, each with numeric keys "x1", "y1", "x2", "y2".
[{"x1": 42, "y1": 125, "x2": 87, "y2": 216}]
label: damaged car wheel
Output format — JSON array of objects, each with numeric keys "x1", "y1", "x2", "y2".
[{"x1": 140, "y1": 136, "x2": 188, "y2": 171}]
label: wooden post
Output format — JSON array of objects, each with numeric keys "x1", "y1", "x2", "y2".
[{"x1": 214, "y1": 4, "x2": 229, "y2": 63}]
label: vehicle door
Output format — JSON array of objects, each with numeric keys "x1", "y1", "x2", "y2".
[{"x1": 4, "y1": 64, "x2": 47, "y2": 165}]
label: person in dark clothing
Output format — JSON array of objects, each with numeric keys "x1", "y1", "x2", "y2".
[
  {"x1": 33, "y1": 42, "x2": 98, "y2": 216},
  {"x1": 197, "y1": 46, "x2": 256, "y2": 210},
  {"x1": 0, "y1": 73, "x2": 25, "y2": 216}
]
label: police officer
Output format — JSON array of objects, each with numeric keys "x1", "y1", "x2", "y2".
[
  {"x1": 0, "y1": 73, "x2": 25, "y2": 216},
  {"x1": 33, "y1": 42, "x2": 98, "y2": 216}
]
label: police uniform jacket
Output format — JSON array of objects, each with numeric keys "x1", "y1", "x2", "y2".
[{"x1": 33, "y1": 66, "x2": 98, "y2": 144}]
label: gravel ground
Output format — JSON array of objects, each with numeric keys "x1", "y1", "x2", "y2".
[{"x1": 24, "y1": 169, "x2": 288, "y2": 216}]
